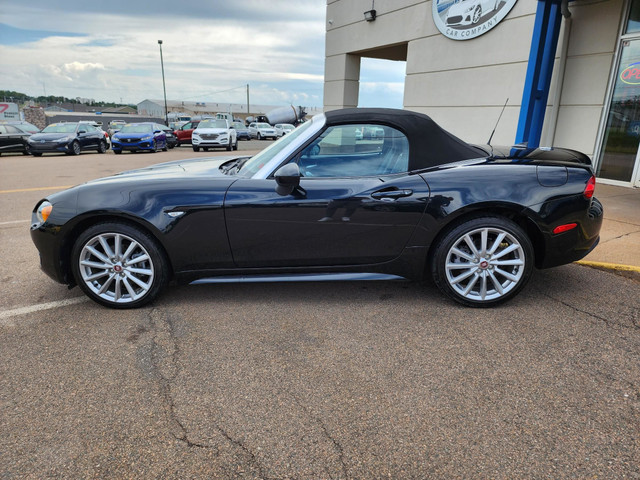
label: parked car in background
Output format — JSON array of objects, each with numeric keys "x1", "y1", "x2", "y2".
[
  {"x1": 248, "y1": 122, "x2": 277, "y2": 140},
  {"x1": 27, "y1": 122, "x2": 108, "y2": 156},
  {"x1": 0, "y1": 123, "x2": 32, "y2": 155},
  {"x1": 274, "y1": 123, "x2": 295, "y2": 137},
  {"x1": 28, "y1": 108, "x2": 603, "y2": 309},
  {"x1": 232, "y1": 121, "x2": 251, "y2": 140},
  {"x1": 80, "y1": 120, "x2": 110, "y2": 147},
  {"x1": 107, "y1": 120, "x2": 126, "y2": 137},
  {"x1": 192, "y1": 118, "x2": 238, "y2": 152},
  {"x1": 1, "y1": 121, "x2": 40, "y2": 134},
  {"x1": 111, "y1": 122, "x2": 168, "y2": 154},
  {"x1": 175, "y1": 120, "x2": 200, "y2": 146},
  {"x1": 160, "y1": 126, "x2": 178, "y2": 149}
]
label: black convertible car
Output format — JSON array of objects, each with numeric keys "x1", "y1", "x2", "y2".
[{"x1": 30, "y1": 108, "x2": 603, "y2": 308}]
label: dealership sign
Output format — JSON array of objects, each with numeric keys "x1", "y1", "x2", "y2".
[{"x1": 432, "y1": 0, "x2": 518, "y2": 40}]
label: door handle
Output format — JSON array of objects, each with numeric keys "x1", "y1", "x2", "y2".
[{"x1": 371, "y1": 189, "x2": 413, "y2": 201}]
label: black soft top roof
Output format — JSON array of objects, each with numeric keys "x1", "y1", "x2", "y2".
[{"x1": 324, "y1": 108, "x2": 485, "y2": 170}]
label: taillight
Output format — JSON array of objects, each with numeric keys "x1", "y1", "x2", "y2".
[
  {"x1": 583, "y1": 175, "x2": 596, "y2": 199},
  {"x1": 553, "y1": 223, "x2": 577, "y2": 235}
]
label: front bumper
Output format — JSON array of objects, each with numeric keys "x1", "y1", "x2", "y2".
[
  {"x1": 112, "y1": 139, "x2": 155, "y2": 151},
  {"x1": 29, "y1": 141, "x2": 72, "y2": 153},
  {"x1": 192, "y1": 136, "x2": 230, "y2": 147}
]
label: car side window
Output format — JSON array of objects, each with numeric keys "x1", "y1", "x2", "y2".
[{"x1": 296, "y1": 124, "x2": 409, "y2": 177}]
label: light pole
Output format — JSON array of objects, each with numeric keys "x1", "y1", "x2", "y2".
[{"x1": 158, "y1": 40, "x2": 168, "y2": 125}]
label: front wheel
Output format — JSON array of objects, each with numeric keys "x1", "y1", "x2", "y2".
[
  {"x1": 71, "y1": 222, "x2": 169, "y2": 309},
  {"x1": 33, "y1": 152, "x2": 42, "y2": 157},
  {"x1": 193, "y1": 146, "x2": 200, "y2": 152},
  {"x1": 70, "y1": 141, "x2": 81, "y2": 155},
  {"x1": 431, "y1": 216, "x2": 533, "y2": 307},
  {"x1": 232, "y1": 138, "x2": 238, "y2": 151},
  {"x1": 472, "y1": 5, "x2": 482, "y2": 23},
  {"x1": 257, "y1": 133, "x2": 262, "y2": 140}
]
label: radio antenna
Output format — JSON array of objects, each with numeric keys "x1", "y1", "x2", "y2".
[{"x1": 488, "y1": 98, "x2": 509, "y2": 146}]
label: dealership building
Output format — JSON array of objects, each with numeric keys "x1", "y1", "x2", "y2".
[{"x1": 324, "y1": 0, "x2": 640, "y2": 187}]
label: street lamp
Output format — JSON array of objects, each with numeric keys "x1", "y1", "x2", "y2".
[{"x1": 158, "y1": 40, "x2": 168, "y2": 125}]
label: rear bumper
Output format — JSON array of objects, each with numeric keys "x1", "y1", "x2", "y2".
[{"x1": 538, "y1": 197, "x2": 604, "y2": 269}]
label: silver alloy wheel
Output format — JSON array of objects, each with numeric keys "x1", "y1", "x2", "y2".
[
  {"x1": 444, "y1": 226, "x2": 525, "y2": 302},
  {"x1": 78, "y1": 232, "x2": 155, "y2": 304}
]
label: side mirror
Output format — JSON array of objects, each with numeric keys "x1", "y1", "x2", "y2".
[
  {"x1": 274, "y1": 163, "x2": 301, "y2": 196},
  {"x1": 78, "y1": 129, "x2": 87, "y2": 134},
  {"x1": 154, "y1": 130, "x2": 161, "y2": 134}
]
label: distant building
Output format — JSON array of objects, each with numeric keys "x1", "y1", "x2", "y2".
[{"x1": 137, "y1": 99, "x2": 322, "y2": 122}]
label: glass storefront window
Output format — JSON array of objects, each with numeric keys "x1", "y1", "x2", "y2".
[
  {"x1": 627, "y1": 0, "x2": 640, "y2": 34},
  {"x1": 597, "y1": 38, "x2": 640, "y2": 182}
]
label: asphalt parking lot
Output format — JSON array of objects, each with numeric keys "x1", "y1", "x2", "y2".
[{"x1": 1, "y1": 146, "x2": 639, "y2": 478}]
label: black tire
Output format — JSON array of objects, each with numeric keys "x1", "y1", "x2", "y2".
[
  {"x1": 70, "y1": 141, "x2": 81, "y2": 155},
  {"x1": 33, "y1": 152, "x2": 42, "y2": 157},
  {"x1": 257, "y1": 133, "x2": 262, "y2": 140},
  {"x1": 23, "y1": 144, "x2": 32, "y2": 155},
  {"x1": 97, "y1": 140, "x2": 107, "y2": 154},
  {"x1": 71, "y1": 222, "x2": 169, "y2": 309},
  {"x1": 431, "y1": 216, "x2": 533, "y2": 307},
  {"x1": 176, "y1": 140, "x2": 181, "y2": 147},
  {"x1": 162, "y1": 142, "x2": 168, "y2": 152},
  {"x1": 113, "y1": 149, "x2": 122, "y2": 155},
  {"x1": 232, "y1": 138, "x2": 238, "y2": 151},
  {"x1": 226, "y1": 139, "x2": 232, "y2": 151},
  {"x1": 152, "y1": 140, "x2": 157, "y2": 153},
  {"x1": 168, "y1": 143, "x2": 175, "y2": 149},
  {"x1": 193, "y1": 146, "x2": 200, "y2": 152}
]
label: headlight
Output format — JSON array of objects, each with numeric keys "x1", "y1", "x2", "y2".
[
  {"x1": 141, "y1": 135, "x2": 153, "y2": 141},
  {"x1": 57, "y1": 136, "x2": 72, "y2": 143},
  {"x1": 36, "y1": 201, "x2": 53, "y2": 223},
  {"x1": 192, "y1": 134, "x2": 200, "y2": 139}
]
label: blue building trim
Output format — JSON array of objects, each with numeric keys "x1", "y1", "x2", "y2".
[{"x1": 515, "y1": 1, "x2": 564, "y2": 148}]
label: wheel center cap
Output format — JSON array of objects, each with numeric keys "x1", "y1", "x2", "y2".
[
  {"x1": 113, "y1": 264, "x2": 123, "y2": 272},
  {"x1": 479, "y1": 260, "x2": 489, "y2": 269}
]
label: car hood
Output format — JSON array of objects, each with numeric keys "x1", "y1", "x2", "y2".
[
  {"x1": 448, "y1": 2, "x2": 476, "y2": 15},
  {"x1": 29, "y1": 132, "x2": 74, "y2": 141},
  {"x1": 84, "y1": 156, "x2": 245, "y2": 185},
  {"x1": 194, "y1": 128, "x2": 229, "y2": 134},
  {"x1": 114, "y1": 132, "x2": 155, "y2": 139}
]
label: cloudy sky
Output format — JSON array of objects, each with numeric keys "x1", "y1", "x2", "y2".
[{"x1": 0, "y1": 0, "x2": 406, "y2": 109}]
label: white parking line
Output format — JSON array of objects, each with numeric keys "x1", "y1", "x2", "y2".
[
  {"x1": 0, "y1": 297, "x2": 89, "y2": 326},
  {"x1": 0, "y1": 220, "x2": 29, "y2": 226}
]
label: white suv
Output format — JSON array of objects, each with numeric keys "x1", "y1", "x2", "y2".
[
  {"x1": 192, "y1": 118, "x2": 238, "y2": 151},
  {"x1": 248, "y1": 122, "x2": 277, "y2": 140}
]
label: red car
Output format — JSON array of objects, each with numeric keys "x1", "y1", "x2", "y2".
[{"x1": 174, "y1": 120, "x2": 200, "y2": 146}]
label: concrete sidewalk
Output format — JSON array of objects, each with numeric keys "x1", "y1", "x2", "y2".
[{"x1": 579, "y1": 183, "x2": 640, "y2": 273}]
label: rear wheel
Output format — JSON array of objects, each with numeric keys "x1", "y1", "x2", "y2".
[
  {"x1": 97, "y1": 140, "x2": 107, "y2": 153},
  {"x1": 71, "y1": 222, "x2": 169, "y2": 309},
  {"x1": 432, "y1": 216, "x2": 533, "y2": 307}
]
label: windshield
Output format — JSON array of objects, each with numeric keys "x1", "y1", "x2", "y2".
[
  {"x1": 199, "y1": 119, "x2": 228, "y2": 129},
  {"x1": 256, "y1": 123, "x2": 271, "y2": 128},
  {"x1": 42, "y1": 124, "x2": 78, "y2": 133},
  {"x1": 119, "y1": 124, "x2": 153, "y2": 133},
  {"x1": 238, "y1": 120, "x2": 314, "y2": 178},
  {"x1": 232, "y1": 122, "x2": 245, "y2": 129}
]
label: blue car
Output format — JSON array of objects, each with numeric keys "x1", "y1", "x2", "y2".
[{"x1": 111, "y1": 123, "x2": 168, "y2": 154}]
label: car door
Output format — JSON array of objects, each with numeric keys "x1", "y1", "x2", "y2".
[
  {"x1": 224, "y1": 123, "x2": 430, "y2": 268},
  {"x1": 77, "y1": 125, "x2": 96, "y2": 149},
  {"x1": 0, "y1": 125, "x2": 25, "y2": 152}
]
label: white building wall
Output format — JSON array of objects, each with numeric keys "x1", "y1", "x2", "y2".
[{"x1": 325, "y1": 0, "x2": 625, "y2": 157}]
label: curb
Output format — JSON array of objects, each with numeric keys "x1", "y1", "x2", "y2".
[{"x1": 575, "y1": 260, "x2": 640, "y2": 282}]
